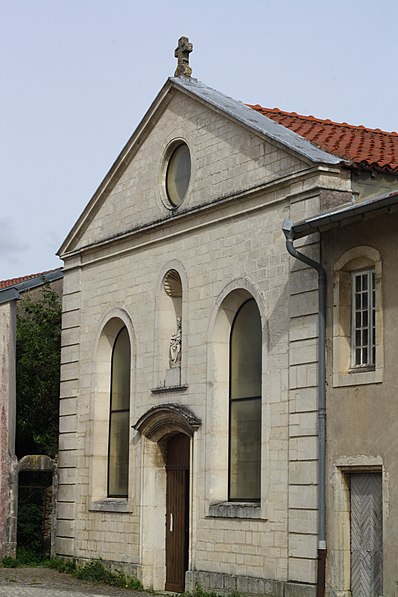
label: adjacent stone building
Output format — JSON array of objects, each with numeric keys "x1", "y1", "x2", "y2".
[
  {"x1": 285, "y1": 190, "x2": 398, "y2": 597},
  {"x1": 0, "y1": 268, "x2": 63, "y2": 557},
  {"x1": 56, "y1": 40, "x2": 398, "y2": 596}
]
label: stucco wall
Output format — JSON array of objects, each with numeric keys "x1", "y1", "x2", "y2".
[
  {"x1": 323, "y1": 211, "x2": 398, "y2": 596},
  {"x1": 0, "y1": 300, "x2": 16, "y2": 557}
]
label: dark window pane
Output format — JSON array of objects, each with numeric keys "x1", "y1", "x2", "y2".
[
  {"x1": 230, "y1": 300, "x2": 262, "y2": 400},
  {"x1": 229, "y1": 299, "x2": 262, "y2": 502},
  {"x1": 363, "y1": 347, "x2": 368, "y2": 363},
  {"x1": 108, "y1": 411, "x2": 129, "y2": 496},
  {"x1": 111, "y1": 328, "x2": 131, "y2": 410},
  {"x1": 108, "y1": 326, "x2": 131, "y2": 497},
  {"x1": 229, "y1": 398, "x2": 261, "y2": 500},
  {"x1": 355, "y1": 348, "x2": 361, "y2": 366},
  {"x1": 166, "y1": 144, "x2": 191, "y2": 207}
]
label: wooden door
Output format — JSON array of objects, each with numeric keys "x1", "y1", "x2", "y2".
[
  {"x1": 350, "y1": 473, "x2": 383, "y2": 597},
  {"x1": 165, "y1": 434, "x2": 190, "y2": 592}
]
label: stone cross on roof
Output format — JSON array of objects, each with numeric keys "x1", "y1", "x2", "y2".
[{"x1": 174, "y1": 36, "x2": 193, "y2": 78}]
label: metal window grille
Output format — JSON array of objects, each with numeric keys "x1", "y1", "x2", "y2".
[{"x1": 351, "y1": 269, "x2": 375, "y2": 368}]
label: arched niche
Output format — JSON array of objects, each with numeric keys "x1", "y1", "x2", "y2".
[{"x1": 154, "y1": 264, "x2": 187, "y2": 389}]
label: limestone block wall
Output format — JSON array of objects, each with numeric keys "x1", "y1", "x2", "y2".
[
  {"x1": 55, "y1": 266, "x2": 81, "y2": 557},
  {"x1": 56, "y1": 89, "x2": 352, "y2": 592},
  {"x1": 73, "y1": 92, "x2": 309, "y2": 252},
  {"x1": 58, "y1": 194, "x2": 292, "y2": 578},
  {"x1": 286, "y1": 232, "x2": 320, "y2": 584},
  {"x1": 57, "y1": 191, "x2": 328, "y2": 591}
]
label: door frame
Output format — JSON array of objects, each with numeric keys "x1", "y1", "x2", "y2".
[
  {"x1": 329, "y1": 460, "x2": 384, "y2": 596},
  {"x1": 134, "y1": 404, "x2": 199, "y2": 592}
]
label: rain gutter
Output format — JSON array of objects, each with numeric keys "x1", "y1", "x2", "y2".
[
  {"x1": 290, "y1": 189, "x2": 398, "y2": 240},
  {"x1": 282, "y1": 218, "x2": 327, "y2": 597},
  {"x1": 0, "y1": 268, "x2": 63, "y2": 304},
  {"x1": 0, "y1": 288, "x2": 20, "y2": 305}
]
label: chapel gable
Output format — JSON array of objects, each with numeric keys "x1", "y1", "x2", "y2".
[{"x1": 60, "y1": 74, "x2": 319, "y2": 257}]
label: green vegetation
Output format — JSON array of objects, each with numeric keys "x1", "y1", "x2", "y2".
[
  {"x1": 16, "y1": 284, "x2": 61, "y2": 458},
  {"x1": 16, "y1": 502, "x2": 44, "y2": 555},
  {"x1": 1, "y1": 555, "x2": 144, "y2": 591},
  {"x1": 0, "y1": 555, "x2": 17, "y2": 568},
  {"x1": 48, "y1": 557, "x2": 144, "y2": 590},
  {"x1": 1, "y1": 548, "x2": 46, "y2": 568},
  {"x1": 46, "y1": 556, "x2": 77, "y2": 574},
  {"x1": 14, "y1": 284, "x2": 61, "y2": 558}
]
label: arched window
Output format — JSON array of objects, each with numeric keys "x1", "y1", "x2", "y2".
[
  {"x1": 229, "y1": 299, "x2": 261, "y2": 501},
  {"x1": 108, "y1": 326, "x2": 131, "y2": 497}
]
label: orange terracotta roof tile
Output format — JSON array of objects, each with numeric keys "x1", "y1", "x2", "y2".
[
  {"x1": 0, "y1": 269, "x2": 59, "y2": 290},
  {"x1": 248, "y1": 105, "x2": 398, "y2": 173}
]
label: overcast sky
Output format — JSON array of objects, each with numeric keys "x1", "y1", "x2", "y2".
[{"x1": 1, "y1": 0, "x2": 397, "y2": 280}]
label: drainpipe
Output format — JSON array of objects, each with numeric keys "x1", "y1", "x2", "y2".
[{"x1": 282, "y1": 219, "x2": 327, "y2": 597}]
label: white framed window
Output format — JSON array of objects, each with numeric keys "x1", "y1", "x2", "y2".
[
  {"x1": 332, "y1": 247, "x2": 383, "y2": 387},
  {"x1": 351, "y1": 269, "x2": 375, "y2": 369}
]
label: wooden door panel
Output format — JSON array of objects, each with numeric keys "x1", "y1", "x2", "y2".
[
  {"x1": 351, "y1": 473, "x2": 383, "y2": 597},
  {"x1": 165, "y1": 434, "x2": 189, "y2": 592}
]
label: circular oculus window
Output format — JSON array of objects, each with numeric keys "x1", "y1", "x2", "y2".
[{"x1": 165, "y1": 143, "x2": 191, "y2": 207}]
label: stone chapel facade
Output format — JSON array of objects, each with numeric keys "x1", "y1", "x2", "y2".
[{"x1": 55, "y1": 42, "x2": 398, "y2": 596}]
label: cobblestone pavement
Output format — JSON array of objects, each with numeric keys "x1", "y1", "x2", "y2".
[{"x1": 0, "y1": 567, "x2": 156, "y2": 597}]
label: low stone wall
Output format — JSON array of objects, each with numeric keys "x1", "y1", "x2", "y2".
[{"x1": 186, "y1": 570, "x2": 316, "y2": 597}]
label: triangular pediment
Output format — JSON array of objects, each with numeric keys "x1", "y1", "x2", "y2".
[{"x1": 59, "y1": 77, "x2": 341, "y2": 257}]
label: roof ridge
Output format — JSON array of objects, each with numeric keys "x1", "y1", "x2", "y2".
[{"x1": 248, "y1": 104, "x2": 398, "y2": 137}]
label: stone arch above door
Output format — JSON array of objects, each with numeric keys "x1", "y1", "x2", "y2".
[
  {"x1": 133, "y1": 404, "x2": 201, "y2": 442},
  {"x1": 17, "y1": 454, "x2": 56, "y2": 473}
]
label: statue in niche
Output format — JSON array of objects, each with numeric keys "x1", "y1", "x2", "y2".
[{"x1": 169, "y1": 317, "x2": 182, "y2": 368}]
